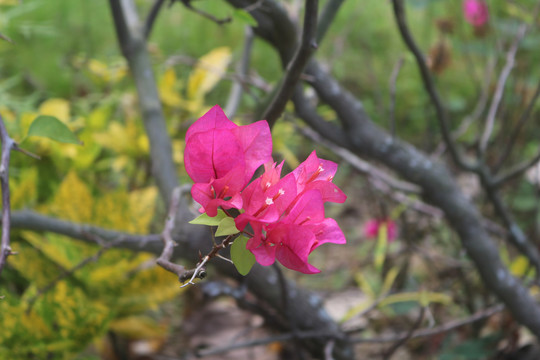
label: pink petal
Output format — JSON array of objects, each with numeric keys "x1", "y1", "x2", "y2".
[
  {"x1": 185, "y1": 105, "x2": 237, "y2": 143},
  {"x1": 308, "y1": 218, "x2": 347, "y2": 250},
  {"x1": 233, "y1": 120, "x2": 273, "y2": 184}
]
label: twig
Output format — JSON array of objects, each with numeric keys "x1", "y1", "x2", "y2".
[
  {"x1": 144, "y1": 0, "x2": 167, "y2": 38},
  {"x1": 494, "y1": 78, "x2": 540, "y2": 173},
  {"x1": 196, "y1": 304, "x2": 504, "y2": 357},
  {"x1": 383, "y1": 307, "x2": 425, "y2": 359},
  {"x1": 156, "y1": 186, "x2": 189, "y2": 279},
  {"x1": 26, "y1": 241, "x2": 112, "y2": 312},
  {"x1": 493, "y1": 147, "x2": 540, "y2": 187},
  {"x1": 432, "y1": 57, "x2": 495, "y2": 158},
  {"x1": 388, "y1": 57, "x2": 404, "y2": 139},
  {"x1": 316, "y1": 0, "x2": 345, "y2": 43},
  {"x1": 479, "y1": 23, "x2": 529, "y2": 154},
  {"x1": 390, "y1": 0, "x2": 476, "y2": 172},
  {"x1": 0, "y1": 116, "x2": 15, "y2": 278},
  {"x1": 225, "y1": 26, "x2": 254, "y2": 118},
  {"x1": 177, "y1": 0, "x2": 232, "y2": 25},
  {"x1": 300, "y1": 126, "x2": 421, "y2": 194},
  {"x1": 109, "y1": 0, "x2": 179, "y2": 204},
  {"x1": 350, "y1": 304, "x2": 505, "y2": 343},
  {"x1": 262, "y1": 0, "x2": 319, "y2": 129},
  {"x1": 324, "y1": 340, "x2": 336, "y2": 360}
]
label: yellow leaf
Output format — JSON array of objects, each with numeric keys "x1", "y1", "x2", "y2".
[
  {"x1": 159, "y1": 68, "x2": 184, "y2": 107},
  {"x1": 11, "y1": 167, "x2": 38, "y2": 209},
  {"x1": 39, "y1": 98, "x2": 70, "y2": 123},
  {"x1": 510, "y1": 255, "x2": 532, "y2": 278},
  {"x1": 109, "y1": 315, "x2": 167, "y2": 339},
  {"x1": 128, "y1": 187, "x2": 158, "y2": 233},
  {"x1": 187, "y1": 47, "x2": 232, "y2": 101},
  {"x1": 48, "y1": 171, "x2": 94, "y2": 223},
  {"x1": 87, "y1": 58, "x2": 127, "y2": 84},
  {"x1": 379, "y1": 291, "x2": 452, "y2": 308}
]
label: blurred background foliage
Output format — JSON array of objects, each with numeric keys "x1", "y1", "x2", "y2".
[{"x1": 0, "y1": 0, "x2": 540, "y2": 359}]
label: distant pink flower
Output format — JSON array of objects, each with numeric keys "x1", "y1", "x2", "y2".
[
  {"x1": 363, "y1": 219, "x2": 398, "y2": 242},
  {"x1": 463, "y1": 0, "x2": 489, "y2": 27}
]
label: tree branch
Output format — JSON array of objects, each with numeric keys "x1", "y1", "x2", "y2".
[
  {"x1": 109, "y1": 0, "x2": 179, "y2": 204},
  {"x1": 390, "y1": 0, "x2": 476, "y2": 172},
  {"x1": 479, "y1": 23, "x2": 529, "y2": 154},
  {"x1": 0, "y1": 116, "x2": 15, "y2": 278},
  {"x1": 261, "y1": 0, "x2": 319, "y2": 129}
]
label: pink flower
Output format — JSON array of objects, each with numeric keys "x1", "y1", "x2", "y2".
[
  {"x1": 363, "y1": 219, "x2": 398, "y2": 242},
  {"x1": 463, "y1": 0, "x2": 489, "y2": 27},
  {"x1": 246, "y1": 190, "x2": 346, "y2": 274},
  {"x1": 184, "y1": 105, "x2": 272, "y2": 215},
  {"x1": 184, "y1": 105, "x2": 348, "y2": 274},
  {"x1": 292, "y1": 151, "x2": 347, "y2": 205}
]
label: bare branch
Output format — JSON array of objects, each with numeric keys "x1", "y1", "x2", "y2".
[
  {"x1": 350, "y1": 304, "x2": 504, "y2": 343},
  {"x1": 262, "y1": 0, "x2": 319, "y2": 129},
  {"x1": 0, "y1": 116, "x2": 15, "y2": 278},
  {"x1": 225, "y1": 26, "x2": 255, "y2": 118},
  {"x1": 156, "y1": 186, "x2": 189, "y2": 278},
  {"x1": 177, "y1": 0, "x2": 232, "y2": 25},
  {"x1": 494, "y1": 78, "x2": 540, "y2": 173},
  {"x1": 388, "y1": 57, "x2": 404, "y2": 139},
  {"x1": 109, "y1": 0, "x2": 179, "y2": 204},
  {"x1": 390, "y1": 0, "x2": 476, "y2": 172},
  {"x1": 144, "y1": 0, "x2": 166, "y2": 38},
  {"x1": 493, "y1": 147, "x2": 540, "y2": 187},
  {"x1": 479, "y1": 23, "x2": 529, "y2": 154}
]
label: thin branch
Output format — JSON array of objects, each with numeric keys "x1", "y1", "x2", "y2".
[
  {"x1": 479, "y1": 23, "x2": 529, "y2": 154},
  {"x1": 493, "y1": 147, "x2": 540, "y2": 187},
  {"x1": 351, "y1": 304, "x2": 504, "y2": 344},
  {"x1": 390, "y1": 0, "x2": 476, "y2": 172},
  {"x1": 0, "y1": 116, "x2": 15, "y2": 278},
  {"x1": 26, "y1": 240, "x2": 112, "y2": 312},
  {"x1": 177, "y1": 0, "x2": 232, "y2": 25},
  {"x1": 432, "y1": 57, "x2": 495, "y2": 158},
  {"x1": 109, "y1": 0, "x2": 179, "y2": 204},
  {"x1": 383, "y1": 307, "x2": 425, "y2": 359},
  {"x1": 144, "y1": 0, "x2": 167, "y2": 38},
  {"x1": 494, "y1": 78, "x2": 540, "y2": 173},
  {"x1": 300, "y1": 126, "x2": 422, "y2": 194},
  {"x1": 316, "y1": 0, "x2": 345, "y2": 44},
  {"x1": 262, "y1": 0, "x2": 319, "y2": 129},
  {"x1": 225, "y1": 26, "x2": 255, "y2": 118},
  {"x1": 156, "y1": 186, "x2": 189, "y2": 278},
  {"x1": 478, "y1": 164, "x2": 540, "y2": 276},
  {"x1": 388, "y1": 57, "x2": 404, "y2": 139},
  {"x1": 197, "y1": 304, "x2": 504, "y2": 357}
]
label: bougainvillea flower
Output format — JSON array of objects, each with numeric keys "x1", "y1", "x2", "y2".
[
  {"x1": 234, "y1": 162, "x2": 297, "y2": 231},
  {"x1": 292, "y1": 151, "x2": 347, "y2": 204},
  {"x1": 184, "y1": 105, "x2": 272, "y2": 214},
  {"x1": 363, "y1": 219, "x2": 398, "y2": 242},
  {"x1": 246, "y1": 190, "x2": 346, "y2": 274},
  {"x1": 463, "y1": 0, "x2": 489, "y2": 27}
]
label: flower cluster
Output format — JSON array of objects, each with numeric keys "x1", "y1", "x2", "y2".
[
  {"x1": 184, "y1": 105, "x2": 347, "y2": 274},
  {"x1": 463, "y1": 0, "x2": 489, "y2": 28}
]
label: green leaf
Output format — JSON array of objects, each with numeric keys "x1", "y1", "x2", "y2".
[
  {"x1": 231, "y1": 235, "x2": 256, "y2": 276},
  {"x1": 232, "y1": 9, "x2": 258, "y2": 27},
  {"x1": 379, "y1": 291, "x2": 452, "y2": 308},
  {"x1": 374, "y1": 223, "x2": 388, "y2": 273},
  {"x1": 189, "y1": 210, "x2": 227, "y2": 226},
  {"x1": 215, "y1": 216, "x2": 239, "y2": 237},
  {"x1": 27, "y1": 115, "x2": 82, "y2": 145}
]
